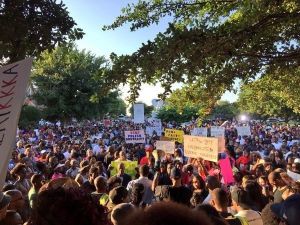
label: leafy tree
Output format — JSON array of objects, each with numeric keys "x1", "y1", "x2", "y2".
[
  {"x1": 104, "y1": 0, "x2": 300, "y2": 107},
  {"x1": 32, "y1": 44, "x2": 123, "y2": 121},
  {"x1": 238, "y1": 69, "x2": 300, "y2": 120},
  {"x1": 18, "y1": 105, "x2": 42, "y2": 129},
  {"x1": 210, "y1": 101, "x2": 239, "y2": 120},
  {"x1": 157, "y1": 106, "x2": 198, "y2": 123},
  {"x1": 0, "y1": 0, "x2": 84, "y2": 63},
  {"x1": 164, "y1": 80, "x2": 225, "y2": 119}
]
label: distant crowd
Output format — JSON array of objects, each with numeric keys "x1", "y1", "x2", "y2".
[{"x1": 0, "y1": 119, "x2": 300, "y2": 225}]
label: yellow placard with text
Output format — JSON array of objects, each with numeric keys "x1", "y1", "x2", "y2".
[
  {"x1": 110, "y1": 161, "x2": 138, "y2": 178},
  {"x1": 164, "y1": 129, "x2": 184, "y2": 143},
  {"x1": 184, "y1": 135, "x2": 219, "y2": 162}
]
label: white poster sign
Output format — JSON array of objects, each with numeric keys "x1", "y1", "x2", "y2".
[
  {"x1": 134, "y1": 103, "x2": 144, "y2": 123},
  {"x1": 147, "y1": 118, "x2": 162, "y2": 127},
  {"x1": 236, "y1": 126, "x2": 251, "y2": 137},
  {"x1": 211, "y1": 126, "x2": 225, "y2": 137},
  {"x1": 125, "y1": 130, "x2": 146, "y2": 144},
  {"x1": 191, "y1": 128, "x2": 208, "y2": 137},
  {"x1": 0, "y1": 58, "x2": 33, "y2": 188},
  {"x1": 146, "y1": 126, "x2": 162, "y2": 136},
  {"x1": 155, "y1": 141, "x2": 175, "y2": 154}
]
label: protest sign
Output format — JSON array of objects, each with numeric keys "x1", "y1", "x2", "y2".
[
  {"x1": 287, "y1": 170, "x2": 300, "y2": 181},
  {"x1": 103, "y1": 119, "x2": 112, "y2": 127},
  {"x1": 218, "y1": 136, "x2": 226, "y2": 152},
  {"x1": 134, "y1": 103, "x2": 144, "y2": 123},
  {"x1": 191, "y1": 127, "x2": 207, "y2": 137},
  {"x1": 236, "y1": 126, "x2": 251, "y2": 137},
  {"x1": 147, "y1": 118, "x2": 162, "y2": 127},
  {"x1": 0, "y1": 58, "x2": 33, "y2": 188},
  {"x1": 184, "y1": 135, "x2": 219, "y2": 162},
  {"x1": 165, "y1": 129, "x2": 184, "y2": 143},
  {"x1": 125, "y1": 130, "x2": 146, "y2": 144},
  {"x1": 210, "y1": 126, "x2": 225, "y2": 137},
  {"x1": 219, "y1": 157, "x2": 234, "y2": 184},
  {"x1": 155, "y1": 141, "x2": 175, "y2": 154},
  {"x1": 110, "y1": 161, "x2": 138, "y2": 178},
  {"x1": 146, "y1": 126, "x2": 162, "y2": 136}
]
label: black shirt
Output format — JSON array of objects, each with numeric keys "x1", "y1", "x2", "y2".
[{"x1": 168, "y1": 186, "x2": 192, "y2": 206}]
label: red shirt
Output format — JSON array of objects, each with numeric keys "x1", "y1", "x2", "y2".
[{"x1": 139, "y1": 156, "x2": 149, "y2": 165}]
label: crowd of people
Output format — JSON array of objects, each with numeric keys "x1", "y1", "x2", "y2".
[{"x1": 1, "y1": 119, "x2": 300, "y2": 225}]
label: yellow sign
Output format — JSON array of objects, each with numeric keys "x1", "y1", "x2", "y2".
[
  {"x1": 164, "y1": 129, "x2": 184, "y2": 143},
  {"x1": 184, "y1": 135, "x2": 219, "y2": 162},
  {"x1": 110, "y1": 161, "x2": 138, "y2": 178},
  {"x1": 156, "y1": 141, "x2": 175, "y2": 154}
]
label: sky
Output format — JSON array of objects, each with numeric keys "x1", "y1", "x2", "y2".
[{"x1": 62, "y1": 0, "x2": 238, "y2": 105}]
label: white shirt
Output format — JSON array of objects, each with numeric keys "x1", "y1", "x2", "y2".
[
  {"x1": 235, "y1": 210, "x2": 263, "y2": 225},
  {"x1": 127, "y1": 176, "x2": 153, "y2": 204},
  {"x1": 92, "y1": 144, "x2": 101, "y2": 155}
]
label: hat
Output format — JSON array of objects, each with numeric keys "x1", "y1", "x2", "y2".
[
  {"x1": 170, "y1": 167, "x2": 181, "y2": 180},
  {"x1": 294, "y1": 158, "x2": 300, "y2": 164},
  {"x1": 0, "y1": 192, "x2": 11, "y2": 209},
  {"x1": 54, "y1": 164, "x2": 65, "y2": 170},
  {"x1": 109, "y1": 186, "x2": 128, "y2": 205},
  {"x1": 145, "y1": 144, "x2": 153, "y2": 152},
  {"x1": 231, "y1": 188, "x2": 253, "y2": 209},
  {"x1": 271, "y1": 194, "x2": 300, "y2": 225}
]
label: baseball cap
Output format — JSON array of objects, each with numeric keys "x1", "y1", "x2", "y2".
[
  {"x1": 271, "y1": 194, "x2": 300, "y2": 225},
  {"x1": 0, "y1": 192, "x2": 11, "y2": 209}
]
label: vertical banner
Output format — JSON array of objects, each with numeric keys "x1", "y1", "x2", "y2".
[
  {"x1": 0, "y1": 58, "x2": 33, "y2": 188},
  {"x1": 219, "y1": 157, "x2": 234, "y2": 184},
  {"x1": 133, "y1": 103, "x2": 144, "y2": 123},
  {"x1": 236, "y1": 126, "x2": 251, "y2": 137},
  {"x1": 165, "y1": 129, "x2": 184, "y2": 143},
  {"x1": 184, "y1": 135, "x2": 219, "y2": 162},
  {"x1": 210, "y1": 126, "x2": 225, "y2": 137},
  {"x1": 125, "y1": 130, "x2": 146, "y2": 144}
]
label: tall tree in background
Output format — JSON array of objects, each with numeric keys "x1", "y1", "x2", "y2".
[
  {"x1": 104, "y1": 0, "x2": 300, "y2": 108},
  {"x1": 0, "y1": 0, "x2": 84, "y2": 63},
  {"x1": 32, "y1": 44, "x2": 125, "y2": 121},
  {"x1": 238, "y1": 68, "x2": 300, "y2": 120}
]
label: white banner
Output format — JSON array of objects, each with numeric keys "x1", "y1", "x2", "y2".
[
  {"x1": 147, "y1": 118, "x2": 162, "y2": 127},
  {"x1": 146, "y1": 126, "x2": 162, "y2": 136},
  {"x1": 134, "y1": 103, "x2": 144, "y2": 123},
  {"x1": 155, "y1": 141, "x2": 175, "y2": 154},
  {"x1": 125, "y1": 130, "x2": 146, "y2": 144},
  {"x1": 0, "y1": 58, "x2": 33, "y2": 188},
  {"x1": 191, "y1": 128, "x2": 207, "y2": 137},
  {"x1": 211, "y1": 126, "x2": 225, "y2": 137},
  {"x1": 236, "y1": 126, "x2": 251, "y2": 137}
]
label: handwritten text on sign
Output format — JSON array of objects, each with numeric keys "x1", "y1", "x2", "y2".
[
  {"x1": 125, "y1": 130, "x2": 145, "y2": 144},
  {"x1": 0, "y1": 59, "x2": 33, "y2": 189},
  {"x1": 155, "y1": 141, "x2": 175, "y2": 154},
  {"x1": 184, "y1": 135, "x2": 219, "y2": 162},
  {"x1": 165, "y1": 129, "x2": 184, "y2": 143}
]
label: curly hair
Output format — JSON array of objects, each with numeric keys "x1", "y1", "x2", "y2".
[{"x1": 28, "y1": 187, "x2": 108, "y2": 225}]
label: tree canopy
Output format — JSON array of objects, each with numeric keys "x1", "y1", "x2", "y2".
[
  {"x1": 238, "y1": 68, "x2": 300, "y2": 120},
  {"x1": 31, "y1": 44, "x2": 125, "y2": 121},
  {"x1": 0, "y1": 0, "x2": 84, "y2": 63},
  {"x1": 105, "y1": 0, "x2": 300, "y2": 105}
]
